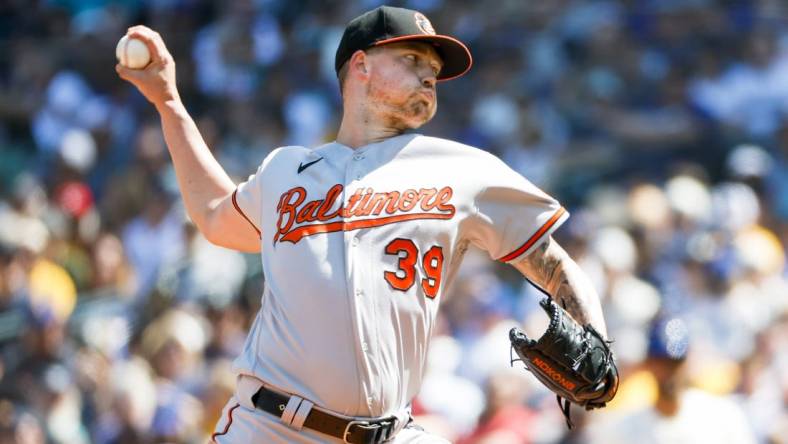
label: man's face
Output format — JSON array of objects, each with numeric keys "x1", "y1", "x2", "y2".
[
  {"x1": 647, "y1": 357, "x2": 687, "y2": 397},
  {"x1": 363, "y1": 41, "x2": 443, "y2": 130}
]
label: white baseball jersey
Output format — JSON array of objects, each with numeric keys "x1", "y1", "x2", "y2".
[{"x1": 230, "y1": 133, "x2": 568, "y2": 419}]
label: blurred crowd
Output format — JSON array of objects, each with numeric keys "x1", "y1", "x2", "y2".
[{"x1": 1, "y1": 0, "x2": 788, "y2": 443}]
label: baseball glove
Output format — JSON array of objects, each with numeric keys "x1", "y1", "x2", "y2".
[{"x1": 509, "y1": 298, "x2": 618, "y2": 428}]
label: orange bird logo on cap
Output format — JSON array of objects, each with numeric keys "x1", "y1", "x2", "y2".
[{"x1": 414, "y1": 12, "x2": 436, "y2": 35}]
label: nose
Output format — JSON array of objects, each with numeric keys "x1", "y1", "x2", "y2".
[{"x1": 422, "y1": 75, "x2": 436, "y2": 89}]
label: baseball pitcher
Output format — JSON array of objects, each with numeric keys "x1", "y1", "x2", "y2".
[{"x1": 116, "y1": 6, "x2": 617, "y2": 443}]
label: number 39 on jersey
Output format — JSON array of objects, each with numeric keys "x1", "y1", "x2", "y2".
[{"x1": 383, "y1": 238, "x2": 444, "y2": 299}]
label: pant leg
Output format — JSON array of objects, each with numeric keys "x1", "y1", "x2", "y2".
[
  {"x1": 390, "y1": 423, "x2": 451, "y2": 444},
  {"x1": 211, "y1": 395, "x2": 332, "y2": 443},
  {"x1": 210, "y1": 397, "x2": 245, "y2": 443}
]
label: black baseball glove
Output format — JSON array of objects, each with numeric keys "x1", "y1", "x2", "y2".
[{"x1": 509, "y1": 298, "x2": 618, "y2": 428}]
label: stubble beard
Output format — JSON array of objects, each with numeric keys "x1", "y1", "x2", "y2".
[{"x1": 366, "y1": 82, "x2": 436, "y2": 131}]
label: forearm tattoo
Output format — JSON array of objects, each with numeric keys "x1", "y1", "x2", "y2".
[{"x1": 513, "y1": 237, "x2": 608, "y2": 337}]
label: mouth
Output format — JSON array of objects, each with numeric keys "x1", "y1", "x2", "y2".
[{"x1": 419, "y1": 91, "x2": 435, "y2": 102}]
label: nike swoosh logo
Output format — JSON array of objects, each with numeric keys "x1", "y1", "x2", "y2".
[{"x1": 297, "y1": 157, "x2": 323, "y2": 174}]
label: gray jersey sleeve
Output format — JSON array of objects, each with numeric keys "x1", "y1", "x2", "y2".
[
  {"x1": 233, "y1": 148, "x2": 283, "y2": 237},
  {"x1": 463, "y1": 152, "x2": 568, "y2": 263}
]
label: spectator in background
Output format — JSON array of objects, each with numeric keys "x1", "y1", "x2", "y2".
[
  {"x1": 139, "y1": 309, "x2": 206, "y2": 443},
  {"x1": 90, "y1": 357, "x2": 157, "y2": 444},
  {"x1": 411, "y1": 335, "x2": 485, "y2": 440},
  {"x1": 0, "y1": 400, "x2": 45, "y2": 444},
  {"x1": 458, "y1": 370, "x2": 536, "y2": 444},
  {"x1": 121, "y1": 184, "x2": 185, "y2": 303},
  {"x1": 88, "y1": 232, "x2": 136, "y2": 298},
  {"x1": 584, "y1": 317, "x2": 757, "y2": 444}
]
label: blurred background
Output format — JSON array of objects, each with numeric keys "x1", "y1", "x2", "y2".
[{"x1": 1, "y1": 0, "x2": 787, "y2": 442}]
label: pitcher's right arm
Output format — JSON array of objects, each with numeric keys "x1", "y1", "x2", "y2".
[{"x1": 116, "y1": 26, "x2": 261, "y2": 253}]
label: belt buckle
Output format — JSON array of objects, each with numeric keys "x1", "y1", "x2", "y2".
[
  {"x1": 343, "y1": 418, "x2": 395, "y2": 444},
  {"x1": 343, "y1": 419, "x2": 369, "y2": 444}
]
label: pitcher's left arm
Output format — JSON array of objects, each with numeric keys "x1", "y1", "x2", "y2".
[{"x1": 511, "y1": 236, "x2": 607, "y2": 338}]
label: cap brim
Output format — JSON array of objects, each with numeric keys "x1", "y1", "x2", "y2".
[{"x1": 373, "y1": 34, "x2": 473, "y2": 81}]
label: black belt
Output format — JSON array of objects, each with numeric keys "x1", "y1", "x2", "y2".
[{"x1": 251, "y1": 386, "x2": 397, "y2": 444}]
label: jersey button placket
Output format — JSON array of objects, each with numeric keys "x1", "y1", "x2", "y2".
[
  {"x1": 344, "y1": 148, "x2": 376, "y2": 411},
  {"x1": 352, "y1": 152, "x2": 365, "y2": 180}
]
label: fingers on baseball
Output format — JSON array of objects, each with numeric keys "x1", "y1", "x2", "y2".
[
  {"x1": 115, "y1": 63, "x2": 130, "y2": 79},
  {"x1": 125, "y1": 26, "x2": 169, "y2": 65},
  {"x1": 115, "y1": 64, "x2": 142, "y2": 84}
]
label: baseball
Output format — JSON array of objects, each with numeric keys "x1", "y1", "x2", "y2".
[{"x1": 116, "y1": 35, "x2": 150, "y2": 69}]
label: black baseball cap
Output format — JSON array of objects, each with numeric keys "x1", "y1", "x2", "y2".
[{"x1": 335, "y1": 6, "x2": 473, "y2": 82}]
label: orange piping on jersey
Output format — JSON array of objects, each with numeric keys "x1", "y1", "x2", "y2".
[
  {"x1": 498, "y1": 207, "x2": 566, "y2": 263},
  {"x1": 232, "y1": 189, "x2": 262, "y2": 239},
  {"x1": 211, "y1": 403, "x2": 240, "y2": 442},
  {"x1": 279, "y1": 212, "x2": 455, "y2": 244}
]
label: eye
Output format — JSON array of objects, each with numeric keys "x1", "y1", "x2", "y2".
[{"x1": 404, "y1": 54, "x2": 417, "y2": 63}]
